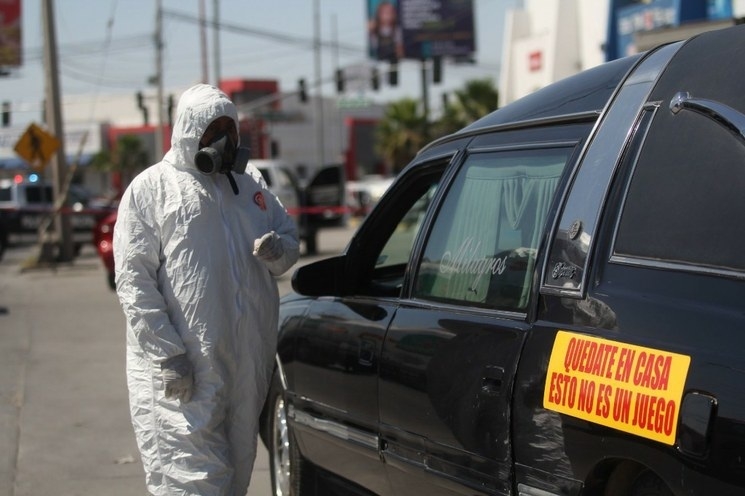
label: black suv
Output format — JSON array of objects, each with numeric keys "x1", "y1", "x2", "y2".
[{"x1": 260, "y1": 25, "x2": 745, "y2": 495}]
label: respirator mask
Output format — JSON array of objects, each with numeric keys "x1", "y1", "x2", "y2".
[{"x1": 194, "y1": 132, "x2": 250, "y2": 194}]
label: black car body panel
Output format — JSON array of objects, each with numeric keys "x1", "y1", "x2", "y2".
[{"x1": 263, "y1": 25, "x2": 745, "y2": 496}]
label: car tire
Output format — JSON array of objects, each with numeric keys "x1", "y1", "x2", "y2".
[
  {"x1": 0, "y1": 233, "x2": 6, "y2": 262},
  {"x1": 629, "y1": 469, "x2": 673, "y2": 496},
  {"x1": 304, "y1": 230, "x2": 318, "y2": 256},
  {"x1": 107, "y1": 271, "x2": 116, "y2": 291},
  {"x1": 268, "y1": 373, "x2": 316, "y2": 496}
]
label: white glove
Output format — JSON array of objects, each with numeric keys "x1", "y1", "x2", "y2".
[
  {"x1": 253, "y1": 231, "x2": 284, "y2": 262},
  {"x1": 161, "y1": 354, "x2": 194, "y2": 403}
]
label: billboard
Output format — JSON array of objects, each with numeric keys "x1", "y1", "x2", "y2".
[
  {"x1": 0, "y1": 0, "x2": 21, "y2": 67},
  {"x1": 367, "y1": 0, "x2": 475, "y2": 61},
  {"x1": 608, "y1": 0, "x2": 709, "y2": 60}
]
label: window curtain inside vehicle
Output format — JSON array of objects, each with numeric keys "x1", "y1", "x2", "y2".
[{"x1": 415, "y1": 150, "x2": 568, "y2": 311}]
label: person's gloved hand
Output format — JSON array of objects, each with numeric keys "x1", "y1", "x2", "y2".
[
  {"x1": 253, "y1": 231, "x2": 283, "y2": 262},
  {"x1": 161, "y1": 354, "x2": 194, "y2": 403}
]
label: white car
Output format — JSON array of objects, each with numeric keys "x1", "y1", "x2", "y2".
[
  {"x1": 252, "y1": 160, "x2": 346, "y2": 255},
  {"x1": 251, "y1": 159, "x2": 302, "y2": 223}
]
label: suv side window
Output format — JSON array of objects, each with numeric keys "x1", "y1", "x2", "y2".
[
  {"x1": 413, "y1": 147, "x2": 572, "y2": 312},
  {"x1": 376, "y1": 183, "x2": 437, "y2": 271},
  {"x1": 614, "y1": 104, "x2": 745, "y2": 273},
  {"x1": 351, "y1": 161, "x2": 447, "y2": 298}
]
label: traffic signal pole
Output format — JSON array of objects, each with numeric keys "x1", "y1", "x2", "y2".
[
  {"x1": 421, "y1": 58, "x2": 430, "y2": 140},
  {"x1": 313, "y1": 0, "x2": 326, "y2": 168},
  {"x1": 155, "y1": 0, "x2": 165, "y2": 160},
  {"x1": 42, "y1": 0, "x2": 74, "y2": 262}
]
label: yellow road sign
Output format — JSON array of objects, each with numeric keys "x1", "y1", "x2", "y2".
[{"x1": 14, "y1": 123, "x2": 61, "y2": 171}]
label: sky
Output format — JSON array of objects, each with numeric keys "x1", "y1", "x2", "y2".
[{"x1": 2, "y1": 0, "x2": 518, "y2": 126}]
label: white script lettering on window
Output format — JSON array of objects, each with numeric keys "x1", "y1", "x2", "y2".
[{"x1": 439, "y1": 237, "x2": 508, "y2": 290}]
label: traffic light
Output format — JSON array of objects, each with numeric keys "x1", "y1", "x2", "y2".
[
  {"x1": 335, "y1": 69, "x2": 345, "y2": 93},
  {"x1": 298, "y1": 78, "x2": 307, "y2": 103},
  {"x1": 371, "y1": 67, "x2": 380, "y2": 91},
  {"x1": 135, "y1": 91, "x2": 149, "y2": 125},
  {"x1": 1, "y1": 101, "x2": 9, "y2": 127},
  {"x1": 167, "y1": 94, "x2": 175, "y2": 128},
  {"x1": 433, "y1": 56, "x2": 442, "y2": 84}
]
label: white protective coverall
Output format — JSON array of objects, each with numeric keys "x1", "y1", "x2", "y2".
[{"x1": 114, "y1": 83, "x2": 299, "y2": 496}]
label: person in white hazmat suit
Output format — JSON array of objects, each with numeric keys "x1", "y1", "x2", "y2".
[{"x1": 114, "y1": 83, "x2": 299, "y2": 496}]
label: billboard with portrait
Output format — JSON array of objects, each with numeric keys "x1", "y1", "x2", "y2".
[
  {"x1": 368, "y1": 0, "x2": 475, "y2": 61},
  {"x1": 0, "y1": 0, "x2": 21, "y2": 67}
]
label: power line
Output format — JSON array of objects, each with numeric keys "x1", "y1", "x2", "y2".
[
  {"x1": 59, "y1": 62, "x2": 144, "y2": 88},
  {"x1": 83, "y1": 0, "x2": 120, "y2": 123},
  {"x1": 162, "y1": 8, "x2": 366, "y2": 55},
  {"x1": 22, "y1": 34, "x2": 153, "y2": 62}
]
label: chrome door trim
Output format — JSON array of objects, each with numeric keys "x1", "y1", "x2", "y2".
[
  {"x1": 541, "y1": 41, "x2": 684, "y2": 298},
  {"x1": 289, "y1": 404, "x2": 380, "y2": 451}
]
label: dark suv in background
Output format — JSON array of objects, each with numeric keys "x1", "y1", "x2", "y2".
[
  {"x1": 260, "y1": 25, "x2": 745, "y2": 496},
  {"x1": 254, "y1": 160, "x2": 347, "y2": 255}
]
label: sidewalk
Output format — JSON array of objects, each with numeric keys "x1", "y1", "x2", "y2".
[{"x1": 0, "y1": 244, "x2": 270, "y2": 495}]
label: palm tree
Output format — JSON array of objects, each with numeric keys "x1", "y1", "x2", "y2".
[
  {"x1": 375, "y1": 98, "x2": 428, "y2": 174},
  {"x1": 435, "y1": 78, "x2": 499, "y2": 137},
  {"x1": 375, "y1": 79, "x2": 499, "y2": 175},
  {"x1": 91, "y1": 134, "x2": 150, "y2": 194}
]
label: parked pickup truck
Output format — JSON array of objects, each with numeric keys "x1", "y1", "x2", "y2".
[
  {"x1": 0, "y1": 179, "x2": 114, "y2": 250},
  {"x1": 259, "y1": 25, "x2": 745, "y2": 496}
]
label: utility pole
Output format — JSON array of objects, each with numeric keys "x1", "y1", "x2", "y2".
[
  {"x1": 155, "y1": 0, "x2": 164, "y2": 159},
  {"x1": 42, "y1": 0, "x2": 73, "y2": 261},
  {"x1": 199, "y1": 0, "x2": 209, "y2": 84},
  {"x1": 313, "y1": 0, "x2": 325, "y2": 169},
  {"x1": 421, "y1": 58, "x2": 430, "y2": 140},
  {"x1": 213, "y1": 0, "x2": 221, "y2": 85},
  {"x1": 332, "y1": 14, "x2": 343, "y2": 153}
]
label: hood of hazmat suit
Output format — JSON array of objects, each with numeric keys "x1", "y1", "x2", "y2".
[{"x1": 114, "y1": 83, "x2": 299, "y2": 496}]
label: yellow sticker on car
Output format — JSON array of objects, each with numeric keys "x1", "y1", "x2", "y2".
[{"x1": 543, "y1": 330, "x2": 691, "y2": 445}]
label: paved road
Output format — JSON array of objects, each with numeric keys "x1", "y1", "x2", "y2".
[{"x1": 0, "y1": 224, "x2": 355, "y2": 496}]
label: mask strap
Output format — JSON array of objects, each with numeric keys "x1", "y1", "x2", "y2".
[{"x1": 226, "y1": 171, "x2": 239, "y2": 195}]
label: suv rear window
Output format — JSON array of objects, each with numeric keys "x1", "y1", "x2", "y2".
[
  {"x1": 615, "y1": 106, "x2": 745, "y2": 273},
  {"x1": 23, "y1": 185, "x2": 53, "y2": 204},
  {"x1": 413, "y1": 147, "x2": 572, "y2": 312}
]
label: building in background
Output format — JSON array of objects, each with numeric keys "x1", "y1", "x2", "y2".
[
  {"x1": 607, "y1": 0, "x2": 745, "y2": 58},
  {"x1": 0, "y1": 79, "x2": 386, "y2": 196},
  {"x1": 499, "y1": 0, "x2": 609, "y2": 106},
  {"x1": 500, "y1": 0, "x2": 745, "y2": 106}
]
